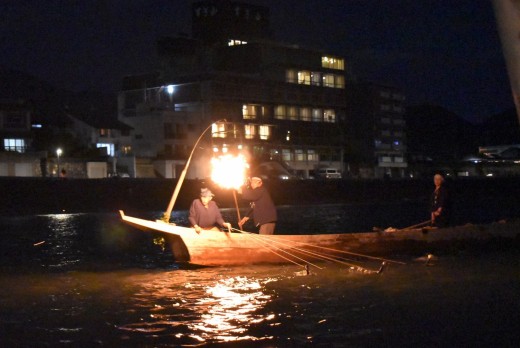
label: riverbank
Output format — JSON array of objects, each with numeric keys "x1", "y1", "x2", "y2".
[{"x1": 1, "y1": 176, "x2": 520, "y2": 221}]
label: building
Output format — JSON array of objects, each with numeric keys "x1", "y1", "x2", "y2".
[
  {"x1": 118, "y1": 0, "x2": 346, "y2": 179},
  {"x1": 346, "y1": 82, "x2": 408, "y2": 178}
]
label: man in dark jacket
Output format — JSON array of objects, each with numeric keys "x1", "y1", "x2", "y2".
[
  {"x1": 238, "y1": 177, "x2": 277, "y2": 234},
  {"x1": 189, "y1": 188, "x2": 231, "y2": 233}
]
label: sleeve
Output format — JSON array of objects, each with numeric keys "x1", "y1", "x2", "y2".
[
  {"x1": 213, "y1": 202, "x2": 226, "y2": 226},
  {"x1": 188, "y1": 200, "x2": 198, "y2": 226},
  {"x1": 241, "y1": 187, "x2": 263, "y2": 201}
]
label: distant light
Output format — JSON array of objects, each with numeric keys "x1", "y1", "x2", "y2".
[
  {"x1": 166, "y1": 85, "x2": 174, "y2": 95},
  {"x1": 32, "y1": 124, "x2": 42, "y2": 128},
  {"x1": 222, "y1": 146, "x2": 228, "y2": 153},
  {"x1": 237, "y1": 144, "x2": 243, "y2": 150},
  {"x1": 486, "y1": 173, "x2": 494, "y2": 177},
  {"x1": 56, "y1": 148, "x2": 62, "y2": 157},
  {"x1": 213, "y1": 147, "x2": 219, "y2": 153}
]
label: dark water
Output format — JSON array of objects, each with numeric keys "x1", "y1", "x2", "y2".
[{"x1": 1, "y1": 204, "x2": 519, "y2": 347}]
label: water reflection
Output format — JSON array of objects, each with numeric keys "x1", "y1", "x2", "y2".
[
  {"x1": 118, "y1": 270, "x2": 278, "y2": 344},
  {"x1": 190, "y1": 276, "x2": 276, "y2": 342}
]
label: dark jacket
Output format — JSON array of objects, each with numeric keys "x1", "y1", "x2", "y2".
[
  {"x1": 431, "y1": 185, "x2": 450, "y2": 227},
  {"x1": 188, "y1": 199, "x2": 225, "y2": 228},
  {"x1": 241, "y1": 186, "x2": 277, "y2": 226}
]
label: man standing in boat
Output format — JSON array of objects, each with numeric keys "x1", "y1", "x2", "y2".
[
  {"x1": 431, "y1": 173, "x2": 450, "y2": 228},
  {"x1": 237, "y1": 177, "x2": 277, "y2": 234},
  {"x1": 189, "y1": 188, "x2": 231, "y2": 233}
]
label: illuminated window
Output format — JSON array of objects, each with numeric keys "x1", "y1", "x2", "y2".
[
  {"x1": 321, "y1": 56, "x2": 345, "y2": 70},
  {"x1": 311, "y1": 72, "x2": 321, "y2": 86},
  {"x1": 212, "y1": 122, "x2": 226, "y2": 138},
  {"x1": 259, "y1": 125, "x2": 270, "y2": 140},
  {"x1": 298, "y1": 71, "x2": 311, "y2": 85},
  {"x1": 228, "y1": 39, "x2": 247, "y2": 46},
  {"x1": 282, "y1": 149, "x2": 292, "y2": 161},
  {"x1": 300, "y1": 107, "x2": 311, "y2": 121},
  {"x1": 335, "y1": 75, "x2": 345, "y2": 88},
  {"x1": 323, "y1": 74, "x2": 335, "y2": 87},
  {"x1": 3, "y1": 138, "x2": 26, "y2": 153},
  {"x1": 99, "y1": 128, "x2": 111, "y2": 137},
  {"x1": 312, "y1": 108, "x2": 322, "y2": 122},
  {"x1": 122, "y1": 145, "x2": 132, "y2": 155},
  {"x1": 295, "y1": 149, "x2": 304, "y2": 161},
  {"x1": 97, "y1": 143, "x2": 115, "y2": 156},
  {"x1": 244, "y1": 124, "x2": 256, "y2": 139},
  {"x1": 242, "y1": 104, "x2": 257, "y2": 119},
  {"x1": 286, "y1": 70, "x2": 297, "y2": 83},
  {"x1": 307, "y1": 149, "x2": 318, "y2": 161},
  {"x1": 324, "y1": 109, "x2": 336, "y2": 123},
  {"x1": 288, "y1": 106, "x2": 298, "y2": 121},
  {"x1": 274, "y1": 105, "x2": 286, "y2": 120}
]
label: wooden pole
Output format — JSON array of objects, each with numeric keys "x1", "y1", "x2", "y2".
[
  {"x1": 162, "y1": 119, "x2": 226, "y2": 222},
  {"x1": 233, "y1": 190, "x2": 241, "y2": 222}
]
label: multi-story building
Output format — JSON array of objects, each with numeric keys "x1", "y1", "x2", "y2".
[
  {"x1": 346, "y1": 82, "x2": 408, "y2": 178},
  {"x1": 118, "y1": 0, "x2": 346, "y2": 179}
]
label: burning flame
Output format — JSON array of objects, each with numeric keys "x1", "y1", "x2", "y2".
[{"x1": 211, "y1": 154, "x2": 249, "y2": 190}]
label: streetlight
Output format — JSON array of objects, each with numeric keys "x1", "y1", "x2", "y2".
[{"x1": 56, "y1": 148, "x2": 62, "y2": 177}]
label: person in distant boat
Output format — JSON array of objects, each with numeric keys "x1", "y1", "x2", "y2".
[
  {"x1": 431, "y1": 173, "x2": 450, "y2": 228},
  {"x1": 189, "y1": 188, "x2": 231, "y2": 233},
  {"x1": 237, "y1": 177, "x2": 277, "y2": 234}
]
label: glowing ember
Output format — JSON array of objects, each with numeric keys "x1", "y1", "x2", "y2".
[{"x1": 211, "y1": 154, "x2": 249, "y2": 190}]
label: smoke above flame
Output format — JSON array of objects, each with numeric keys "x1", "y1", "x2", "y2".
[{"x1": 211, "y1": 154, "x2": 249, "y2": 190}]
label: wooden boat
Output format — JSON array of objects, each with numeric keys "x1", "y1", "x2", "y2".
[{"x1": 119, "y1": 211, "x2": 520, "y2": 266}]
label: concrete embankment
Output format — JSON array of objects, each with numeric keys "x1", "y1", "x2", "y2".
[{"x1": 1, "y1": 176, "x2": 519, "y2": 217}]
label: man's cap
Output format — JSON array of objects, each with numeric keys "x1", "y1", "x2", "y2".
[{"x1": 200, "y1": 188, "x2": 215, "y2": 197}]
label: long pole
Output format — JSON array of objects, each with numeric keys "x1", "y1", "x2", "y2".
[
  {"x1": 162, "y1": 119, "x2": 225, "y2": 222},
  {"x1": 232, "y1": 190, "x2": 241, "y2": 222}
]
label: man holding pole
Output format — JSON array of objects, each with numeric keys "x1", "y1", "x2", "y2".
[{"x1": 237, "y1": 177, "x2": 277, "y2": 234}]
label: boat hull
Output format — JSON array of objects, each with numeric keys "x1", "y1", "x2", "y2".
[{"x1": 119, "y1": 211, "x2": 520, "y2": 266}]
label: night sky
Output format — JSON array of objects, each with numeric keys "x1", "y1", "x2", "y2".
[{"x1": 0, "y1": 0, "x2": 513, "y2": 122}]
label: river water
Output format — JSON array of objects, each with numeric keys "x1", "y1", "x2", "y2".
[{"x1": 1, "y1": 203, "x2": 519, "y2": 347}]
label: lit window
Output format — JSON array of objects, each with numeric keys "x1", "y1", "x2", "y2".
[
  {"x1": 321, "y1": 56, "x2": 345, "y2": 70},
  {"x1": 288, "y1": 106, "x2": 298, "y2": 121},
  {"x1": 244, "y1": 124, "x2": 256, "y2": 139},
  {"x1": 307, "y1": 149, "x2": 318, "y2": 161},
  {"x1": 323, "y1": 74, "x2": 335, "y2": 87},
  {"x1": 286, "y1": 70, "x2": 297, "y2": 83},
  {"x1": 3, "y1": 138, "x2": 26, "y2": 153},
  {"x1": 274, "y1": 105, "x2": 286, "y2": 120},
  {"x1": 298, "y1": 71, "x2": 311, "y2": 85},
  {"x1": 228, "y1": 39, "x2": 247, "y2": 46},
  {"x1": 99, "y1": 128, "x2": 111, "y2": 137},
  {"x1": 312, "y1": 108, "x2": 322, "y2": 122},
  {"x1": 212, "y1": 122, "x2": 227, "y2": 138},
  {"x1": 311, "y1": 72, "x2": 321, "y2": 86},
  {"x1": 282, "y1": 149, "x2": 292, "y2": 161},
  {"x1": 259, "y1": 125, "x2": 270, "y2": 140},
  {"x1": 122, "y1": 145, "x2": 132, "y2": 155},
  {"x1": 300, "y1": 107, "x2": 311, "y2": 121},
  {"x1": 335, "y1": 75, "x2": 345, "y2": 88},
  {"x1": 242, "y1": 104, "x2": 257, "y2": 119},
  {"x1": 97, "y1": 143, "x2": 115, "y2": 156},
  {"x1": 295, "y1": 149, "x2": 304, "y2": 161},
  {"x1": 324, "y1": 109, "x2": 336, "y2": 123}
]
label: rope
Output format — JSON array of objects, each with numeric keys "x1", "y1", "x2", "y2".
[
  {"x1": 233, "y1": 228, "x2": 323, "y2": 269},
  {"x1": 232, "y1": 227, "x2": 406, "y2": 265},
  {"x1": 239, "y1": 230, "x2": 377, "y2": 272}
]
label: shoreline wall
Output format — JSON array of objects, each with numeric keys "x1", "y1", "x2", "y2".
[{"x1": 1, "y1": 177, "x2": 520, "y2": 218}]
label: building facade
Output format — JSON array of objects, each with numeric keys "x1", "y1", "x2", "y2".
[
  {"x1": 346, "y1": 82, "x2": 408, "y2": 178},
  {"x1": 118, "y1": 0, "x2": 347, "y2": 179}
]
